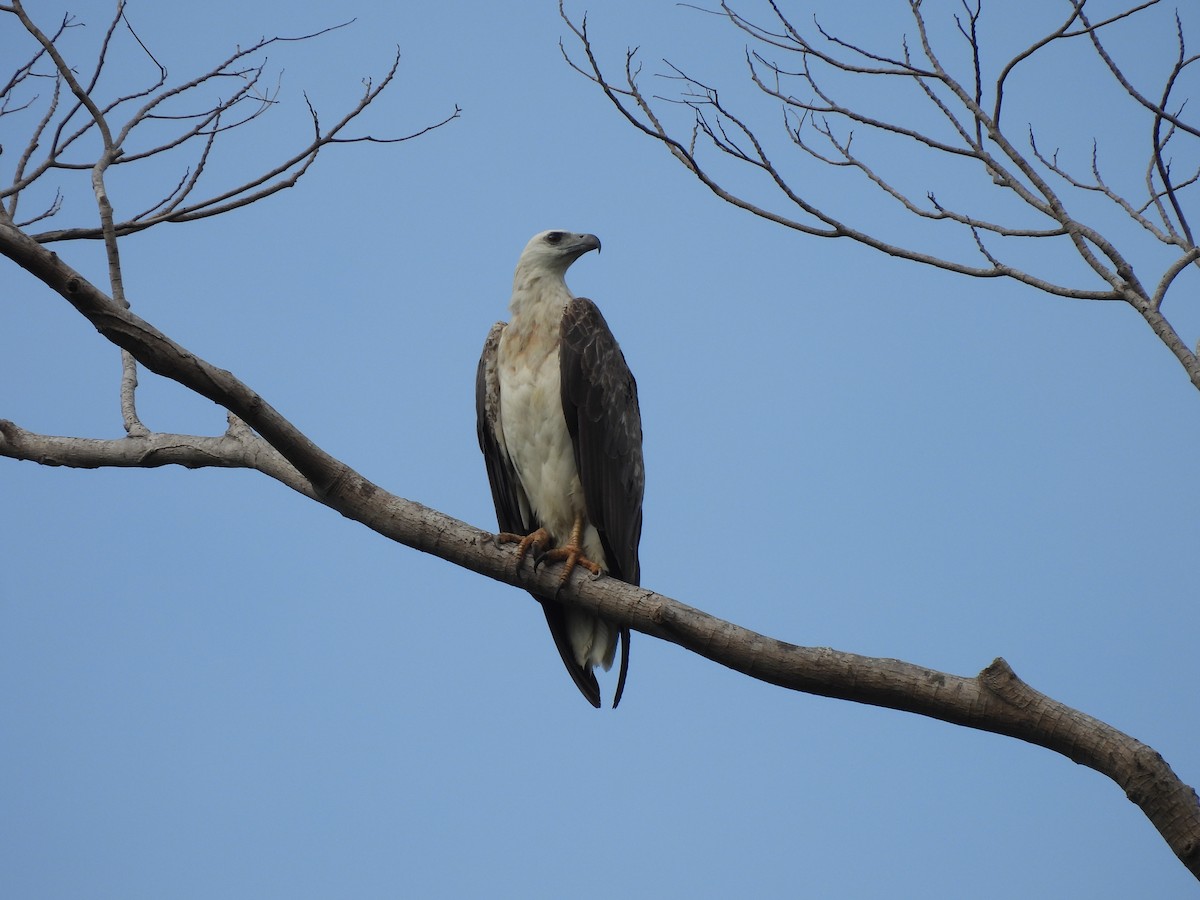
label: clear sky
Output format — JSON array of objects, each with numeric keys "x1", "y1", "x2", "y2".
[{"x1": 3, "y1": 1, "x2": 1198, "y2": 897}]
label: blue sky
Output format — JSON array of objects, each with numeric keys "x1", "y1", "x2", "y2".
[{"x1": 2, "y1": 1, "x2": 1198, "y2": 896}]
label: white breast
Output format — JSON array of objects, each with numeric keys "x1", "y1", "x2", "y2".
[
  {"x1": 497, "y1": 335, "x2": 583, "y2": 545},
  {"x1": 495, "y1": 282, "x2": 616, "y2": 671}
]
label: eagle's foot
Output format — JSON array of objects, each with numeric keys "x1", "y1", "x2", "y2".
[
  {"x1": 536, "y1": 514, "x2": 603, "y2": 587},
  {"x1": 496, "y1": 528, "x2": 551, "y2": 568},
  {"x1": 536, "y1": 543, "x2": 603, "y2": 587},
  {"x1": 499, "y1": 517, "x2": 603, "y2": 588}
]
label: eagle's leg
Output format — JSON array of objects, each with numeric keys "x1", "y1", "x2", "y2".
[
  {"x1": 496, "y1": 527, "x2": 551, "y2": 568},
  {"x1": 535, "y1": 514, "x2": 603, "y2": 586}
]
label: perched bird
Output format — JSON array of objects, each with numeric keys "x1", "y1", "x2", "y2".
[{"x1": 476, "y1": 230, "x2": 644, "y2": 708}]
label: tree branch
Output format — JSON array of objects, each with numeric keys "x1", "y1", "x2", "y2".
[
  {"x1": 2, "y1": 185, "x2": 1198, "y2": 879},
  {"x1": 1, "y1": 5, "x2": 460, "y2": 242},
  {"x1": 558, "y1": 0, "x2": 1200, "y2": 394},
  {"x1": 5, "y1": 0, "x2": 1198, "y2": 882},
  {"x1": 0, "y1": 416, "x2": 316, "y2": 498}
]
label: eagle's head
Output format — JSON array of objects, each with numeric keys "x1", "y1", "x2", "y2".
[{"x1": 516, "y1": 230, "x2": 601, "y2": 278}]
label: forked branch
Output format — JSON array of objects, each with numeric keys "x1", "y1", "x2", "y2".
[
  {"x1": 3, "y1": 0, "x2": 1197, "y2": 882},
  {"x1": 560, "y1": 0, "x2": 1200, "y2": 390},
  {"x1": 1, "y1": 1, "x2": 457, "y2": 439},
  {"x1": 0, "y1": 218, "x2": 1197, "y2": 877},
  {"x1": 0, "y1": 2, "x2": 459, "y2": 241}
]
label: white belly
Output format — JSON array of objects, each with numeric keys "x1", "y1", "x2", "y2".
[
  {"x1": 497, "y1": 342, "x2": 598, "y2": 556},
  {"x1": 497, "y1": 328, "x2": 616, "y2": 670}
]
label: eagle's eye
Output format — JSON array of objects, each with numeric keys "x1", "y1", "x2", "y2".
[{"x1": 545, "y1": 231, "x2": 564, "y2": 245}]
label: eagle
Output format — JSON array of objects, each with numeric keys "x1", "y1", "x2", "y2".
[{"x1": 476, "y1": 230, "x2": 644, "y2": 708}]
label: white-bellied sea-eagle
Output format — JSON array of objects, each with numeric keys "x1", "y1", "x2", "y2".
[{"x1": 476, "y1": 230, "x2": 643, "y2": 708}]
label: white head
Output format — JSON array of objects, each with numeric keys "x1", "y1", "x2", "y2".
[{"x1": 514, "y1": 230, "x2": 602, "y2": 282}]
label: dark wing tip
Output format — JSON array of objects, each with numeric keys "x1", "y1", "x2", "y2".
[
  {"x1": 540, "y1": 599, "x2": 603, "y2": 708},
  {"x1": 611, "y1": 627, "x2": 631, "y2": 709}
]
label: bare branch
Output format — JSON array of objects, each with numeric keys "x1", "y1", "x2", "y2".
[
  {"x1": 747, "y1": 51, "x2": 981, "y2": 160},
  {"x1": 1072, "y1": 0, "x2": 1200, "y2": 140},
  {"x1": 560, "y1": 0, "x2": 1200, "y2": 390},
  {"x1": 8, "y1": 1, "x2": 118, "y2": 152},
  {"x1": 6, "y1": 75, "x2": 63, "y2": 222},
  {"x1": 993, "y1": 6, "x2": 1082, "y2": 128},
  {"x1": 1029, "y1": 134, "x2": 1174, "y2": 244},
  {"x1": 1151, "y1": 247, "x2": 1200, "y2": 310},
  {"x1": 560, "y1": 1, "x2": 1134, "y2": 301},
  {"x1": 0, "y1": 10, "x2": 74, "y2": 100},
  {"x1": 1151, "y1": 13, "x2": 1199, "y2": 244},
  {"x1": 2, "y1": 7, "x2": 458, "y2": 242},
  {"x1": 27, "y1": 48, "x2": 458, "y2": 243},
  {"x1": 953, "y1": 0, "x2": 984, "y2": 148},
  {"x1": 7, "y1": 1, "x2": 144, "y2": 432},
  {"x1": 325, "y1": 100, "x2": 463, "y2": 144},
  {"x1": 0, "y1": 418, "x2": 315, "y2": 498},
  {"x1": 4, "y1": 0, "x2": 1198, "y2": 882},
  {"x1": 1, "y1": 215, "x2": 1198, "y2": 876},
  {"x1": 12, "y1": 188, "x2": 62, "y2": 228}
]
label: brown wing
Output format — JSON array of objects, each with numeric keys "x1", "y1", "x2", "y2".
[
  {"x1": 475, "y1": 321, "x2": 604, "y2": 708},
  {"x1": 559, "y1": 297, "x2": 644, "y2": 707},
  {"x1": 475, "y1": 322, "x2": 530, "y2": 536}
]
